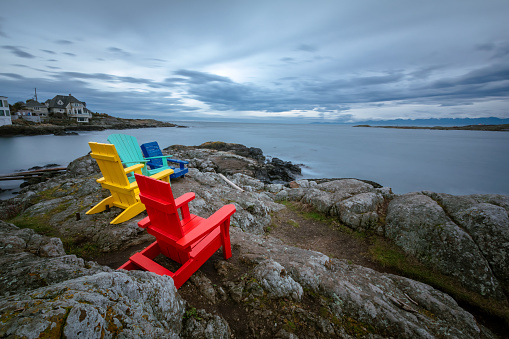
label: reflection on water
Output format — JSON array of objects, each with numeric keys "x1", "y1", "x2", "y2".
[{"x1": 1, "y1": 122, "x2": 508, "y2": 198}]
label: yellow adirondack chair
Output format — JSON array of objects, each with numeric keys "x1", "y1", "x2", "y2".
[{"x1": 86, "y1": 142, "x2": 174, "y2": 224}]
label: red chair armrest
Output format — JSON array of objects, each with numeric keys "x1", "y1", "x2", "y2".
[
  {"x1": 138, "y1": 216, "x2": 151, "y2": 229},
  {"x1": 176, "y1": 204, "x2": 236, "y2": 249},
  {"x1": 175, "y1": 192, "x2": 195, "y2": 209}
]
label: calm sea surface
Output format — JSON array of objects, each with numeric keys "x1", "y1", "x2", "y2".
[{"x1": 1, "y1": 122, "x2": 508, "y2": 198}]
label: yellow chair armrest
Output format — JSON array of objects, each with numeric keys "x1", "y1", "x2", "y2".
[
  {"x1": 125, "y1": 163, "x2": 144, "y2": 174},
  {"x1": 150, "y1": 168, "x2": 174, "y2": 182}
]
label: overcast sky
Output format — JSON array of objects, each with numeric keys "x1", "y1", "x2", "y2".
[{"x1": 1, "y1": 1, "x2": 508, "y2": 122}]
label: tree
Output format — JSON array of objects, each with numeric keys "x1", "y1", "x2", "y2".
[{"x1": 9, "y1": 101, "x2": 24, "y2": 113}]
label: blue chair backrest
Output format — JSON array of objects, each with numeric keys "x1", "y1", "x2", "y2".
[{"x1": 141, "y1": 141, "x2": 164, "y2": 168}]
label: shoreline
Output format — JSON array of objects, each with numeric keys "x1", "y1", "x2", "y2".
[
  {"x1": 353, "y1": 124, "x2": 509, "y2": 131},
  {"x1": 0, "y1": 114, "x2": 186, "y2": 137}
]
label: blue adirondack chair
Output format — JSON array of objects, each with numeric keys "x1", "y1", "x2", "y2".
[
  {"x1": 141, "y1": 141, "x2": 188, "y2": 179},
  {"x1": 107, "y1": 134, "x2": 175, "y2": 182}
]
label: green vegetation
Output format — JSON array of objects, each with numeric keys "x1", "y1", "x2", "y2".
[
  {"x1": 287, "y1": 219, "x2": 299, "y2": 228},
  {"x1": 62, "y1": 238, "x2": 98, "y2": 260},
  {"x1": 8, "y1": 215, "x2": 55, "y2": 236},
  {"x1": 183, "y1": 307, "x2": 202, "y2": 321}
]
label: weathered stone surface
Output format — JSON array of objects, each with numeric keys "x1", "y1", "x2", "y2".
[
  {"x1": 167, "y1": 143, "x2": 301, "y2": 183},
  {"x1": 0, "y1": 271, "x2": 186, "y2": 338},
  {"x1": 182, "y1": 308, "x2": 231, "y2": 339},
  {"x1": 385, "y1": 192, "x2": 505, "y2": 299},
  {"x1": 336, "y1": 192, "x2": 385, "y2": 232},
  {"x1": 66, "y1": 153, "x2": 100, "y2": 178},
  {"x1": 231, "y1": 228, "x2": 483, "y2": 338},
  {"x1": 230, "y1": 173, "x2": 265, "y2": 191},
  {"x1": 0, "y1": 221, "x2": 111, "y2": 295},
  {"x1": 424, "y1": 192, "x2": 509, "y2": 287},
  {"x1": 253, "y1": 259, "x2": 303, "y2": 301}
]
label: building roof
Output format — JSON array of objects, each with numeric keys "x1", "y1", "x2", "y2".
[
  {"x1": 24, "y1": 100, "x2": 45, "y2": 108},
  {"x1": 47, "y1": 94, "x2": 85, "y2": 108}
]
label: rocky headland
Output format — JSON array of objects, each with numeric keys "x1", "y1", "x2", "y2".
[
  {"x1": 354, "y1": 124, "x2": 509, "y2": 131},
  {"x1": 0, "y1": 113, "x2": 184, "y2": 137},
  {"x1": 0, "y1": 142, "x2": 508, "y2": 338}
]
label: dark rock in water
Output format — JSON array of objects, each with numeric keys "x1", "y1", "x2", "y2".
[
  {"x1": 28, "y1": 163, "x2": 61, "y2": 171},
  {"x1": 53, "y1": 130, "x2": 78, "y2": 136},
  {"x1": 196, "y1": 141, "x2": 266, "y2": 162}
]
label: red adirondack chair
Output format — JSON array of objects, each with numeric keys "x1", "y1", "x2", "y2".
[{"x1": 118, "y1": 173, "x2": 236, "y2": 289}]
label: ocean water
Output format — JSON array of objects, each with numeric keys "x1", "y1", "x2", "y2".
[{"x1": 1, "y1": 121, "x2": 508, "y2": 198}]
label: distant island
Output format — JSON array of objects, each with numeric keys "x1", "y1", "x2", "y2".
[
  {"x1": 0, "y1": 113, "x2": 186, "y2": 137},
  {"x1": 353, "y1": 124, "x2": 509, "y2": 131}
]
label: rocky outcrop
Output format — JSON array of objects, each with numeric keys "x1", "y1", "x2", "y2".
[
  {"x1": 0, "y1": 220, "x2": 233, "y2": 338},
  {"x1": 218, "y1": 228, "x2": 486, "y2": 338},
  {"x1": 384, "y1": 192, "x2": 509, "y2": 300},
  {"x1": 277, "y1": 179, "x2": 509, "y2": 302},
  {"x1": 1, "y1": 145, "x2": 508, "y2": 337},
  {"x1": 0, "y1": 115, "x2": 180, "y2": 137},
  {"x1": 277, "y1": 178, "x2": 391, "y2": 234},
  {"x1": 166, "y1": 142, "x2": 302, "y2": 183}
]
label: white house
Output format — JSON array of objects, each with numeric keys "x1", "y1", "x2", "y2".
[
  {"x1": 0, "y1": 96, "x2": 12, "y2": 126},
  {"x1": 47, "y1": 94, "x2": 92, "y2": 123},
  {"x1": 24, "y1": 100, "x2": 49, "y2": 120}
]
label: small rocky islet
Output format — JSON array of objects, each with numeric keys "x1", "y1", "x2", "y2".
[{"x1": 0, "y1": 141, "x2": 508, "y2": 338}]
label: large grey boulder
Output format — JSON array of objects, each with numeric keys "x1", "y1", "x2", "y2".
[
  {"x1": 0, "y1": 220, "x2": 110, "y2": 295},
  {"x1": 385, "y1": 192, "x2": 505, "y2": 299},
  {"x1": 277, "y1": 179, "x2": 388, "y2": 231},
  {"x1": 0, "y1": 220, "x2": 187, "y2": 338},
  {"x1": 335, "y1": 192, "x2": 385, "y2": 232},
  {"x1": 0, "y1": 271, "x2": 186, "y2": 338},
  {"x1": 425, "y1": 192, "x2": 509, "y2": 288}
]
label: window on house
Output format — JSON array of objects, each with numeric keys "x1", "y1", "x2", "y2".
[
  {"x1": 6, "y1": 110, "x2": 10, "y2": 116},
  {"x1": 77, "y1": 117, "x2": 86, "y2": 122},
  {"x1": 0, "y1": 101, "x2": 3, "y2": 107}
]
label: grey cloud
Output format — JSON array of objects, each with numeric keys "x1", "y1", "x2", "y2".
[
  {"x1": 54, "y1": 71, "x2": 157, "y2": 87},
  {"x1": 431, "y1": 63, "x2": 509, "y2": 90},
  {"x1": 476, "y1": 41, "x2": 509, "y2": 58},
  {"x1": 41, "y1": 49, "x2": 57, "y2": 54},
  {"x1": 174, "y1": 69, "x2": 232, "y2": 84},
  {"x1": 2, "y1": 45, "x2": 36, "y2": 58},
  {"x1": 0, "y1": 75, "x2": 198, "y2": 118},
  {"x1": 107, "y1": 47, "x2": 131, "y2": 58},
  {"x1": 280, "y1": 57, "x2": 295, "y2": 63},
  {"x1": 296, "y1": 44, "x2": 318, "y2": 53},
  {"x1": 63, "y1": 52, "x2": 76, "y2": 57},
  {"x1": 55, "y1": 40, "x2": 73, "y2": 45},
  {"x1": 0, "y1": 73, "x2": 25, "y2": 80}
]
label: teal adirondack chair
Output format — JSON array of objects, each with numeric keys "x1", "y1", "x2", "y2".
[{"x1": 107, "y1": 134, "x2": 174, "y2": 183}]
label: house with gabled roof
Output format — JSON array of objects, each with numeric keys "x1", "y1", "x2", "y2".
[
  {"x1": 47, "y1": 94, "x2": 92, "y2": 123},
  {"x1": 22, "y1": 99, "x2": 49, "y2": 121}
]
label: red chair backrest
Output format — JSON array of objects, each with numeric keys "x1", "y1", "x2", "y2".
[{"x1": 135, "y1": 173, "x2": 184, "y2": 239}]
